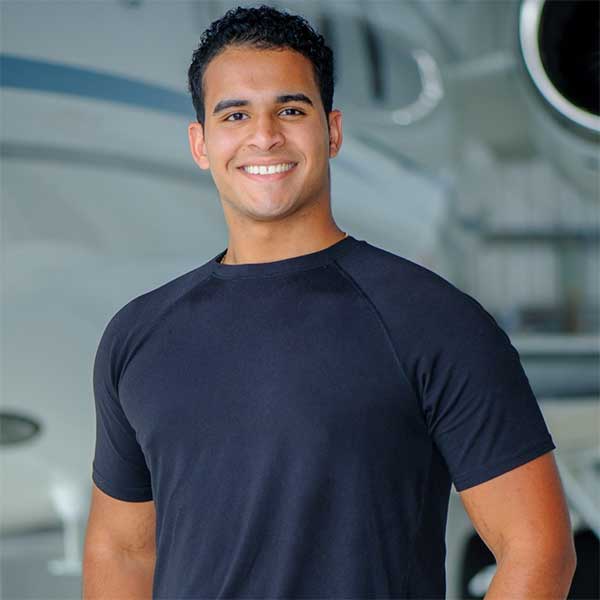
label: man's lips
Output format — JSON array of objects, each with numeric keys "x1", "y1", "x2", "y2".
[{"x1": 237, "y1": 163, "x2": 298, "y2": 182}]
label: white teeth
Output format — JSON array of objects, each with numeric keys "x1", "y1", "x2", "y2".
[{"x1": 243, "y1": 163, "x2": 295, "y2": 175}]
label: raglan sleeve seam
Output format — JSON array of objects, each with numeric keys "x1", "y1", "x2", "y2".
[{"x1": 332, "y1": 260, "x2": 426, "y2": 423}]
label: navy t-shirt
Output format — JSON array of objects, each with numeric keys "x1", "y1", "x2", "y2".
[{"x1": 91, "y1": 234, "x2": 556, "y2": 599}]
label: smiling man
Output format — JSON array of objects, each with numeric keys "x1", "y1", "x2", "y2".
[
  {"x1": 188, "y1": 29, "x2": 344, "y2": 262},
  {"x1": 83, "y1": 4, "x2": 576, "y2": 600}
]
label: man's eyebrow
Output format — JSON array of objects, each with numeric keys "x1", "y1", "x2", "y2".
[
  {"x1": 212, "y1": 93, "x2": 314, "y2": 115},
  {"x1": 275, "y1": 93, "x2": 313, "y2": 107}
]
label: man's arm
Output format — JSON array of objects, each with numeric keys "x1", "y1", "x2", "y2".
[
  {"x1": 82, "y1": 483, "x2": 156, "y2": 599},
  {"x1": 459, "y1": 451, "x2": 577, "y2": 599}
]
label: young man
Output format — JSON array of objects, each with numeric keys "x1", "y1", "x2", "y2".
[{"x1": 83, "y1": 5, "x2": 576, "y2": 599}]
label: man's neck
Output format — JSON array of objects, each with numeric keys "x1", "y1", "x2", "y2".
[{"x1": 220, "y1": 231, "x2": 348, "y2": 265}]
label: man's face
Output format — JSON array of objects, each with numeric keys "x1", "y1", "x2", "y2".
[{"x1": 188, "y1": 45, "x2": 342, "y2": 223}]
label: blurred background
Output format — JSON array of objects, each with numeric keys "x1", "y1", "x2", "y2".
[{"x1": 1, "y1": 0, "x2": 598, "y2": 598}]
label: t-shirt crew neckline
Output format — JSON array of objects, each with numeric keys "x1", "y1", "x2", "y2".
[{"x1": 210, "y1": 234, "x2": 360, "y2": 279}]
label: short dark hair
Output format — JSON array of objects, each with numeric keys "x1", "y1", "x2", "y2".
[{"x1": 187, "y1": 4, "x2": 335, "y2": 125}]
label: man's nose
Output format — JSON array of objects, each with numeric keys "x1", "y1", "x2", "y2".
[{"x1": 247, "y1": 114, "x2": 285, "y2": 150}]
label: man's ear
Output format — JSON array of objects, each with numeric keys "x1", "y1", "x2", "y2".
[
  {"x1": 188, "y1": 121, "x2": 210, "y2": 170},
  {"x1": 328, "y1": 109, "x2": 343, "y2": 159}
]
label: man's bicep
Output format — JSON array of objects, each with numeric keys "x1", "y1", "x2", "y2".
[
  {"x1": 458, "y1": 451, "x2": 575, "y2": 563},
  {"x1": 85, "y1": 482, "x2": 156, "y2": 556}
]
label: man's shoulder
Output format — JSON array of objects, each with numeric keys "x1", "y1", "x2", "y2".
[
  {"x1": 339, "y1": 239, "x2": 500, "y2": 335},
  {"x1": 101, "y1": 259, "x2": 214, "y2": 342},
  {"x1": 340, "y1": 239, "x2": 468, "y2": 305}
]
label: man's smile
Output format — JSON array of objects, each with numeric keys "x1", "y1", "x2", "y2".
[{"x1": 237, "y1": 162, "x2": 298, "y2": 182}]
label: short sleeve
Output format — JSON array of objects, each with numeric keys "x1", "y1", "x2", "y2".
[
  {"x1": 92, "y1": 307, "x2": 153, "y2": 502},
  {"x1": 420, "y1": 291, "x2": 556, "y2": 492}
]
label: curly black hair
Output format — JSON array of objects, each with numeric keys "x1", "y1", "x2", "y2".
[{"x1": 187, "y1": 4, "x2": 335, "y2": 125}]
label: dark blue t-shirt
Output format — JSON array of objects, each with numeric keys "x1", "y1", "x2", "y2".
[{"x1": 92, "y1": 234, "x2": 556, "y2": 599}]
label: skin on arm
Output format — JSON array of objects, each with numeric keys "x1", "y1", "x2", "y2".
[
  {"x1": 458, "y1": 451, "x2": 577, "y2": 599},
  {"x1": 82, "y1": 483, "x2": 156, "y2": 599}
]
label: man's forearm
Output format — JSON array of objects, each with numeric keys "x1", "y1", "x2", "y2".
[
  {"x1": 484, "y1": 551, "x2": 576, "y2": 600},
  {"x1": 82, "y1": 548, "x2": 156, "y2": 599}
]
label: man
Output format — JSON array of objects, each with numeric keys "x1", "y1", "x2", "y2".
[{"x1": 83, "y1": 4, "x2": 576, "y2": 599}]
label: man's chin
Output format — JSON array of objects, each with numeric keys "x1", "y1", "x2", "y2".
[{"x1": 237, "y1": 197, "x2": 301, "y2": 221}]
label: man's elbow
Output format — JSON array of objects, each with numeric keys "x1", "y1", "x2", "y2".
[
  {"x1": 552, "y1": 546, "x2": 577, "y2": 586},
  {"x1": 502, "y1": 540, "x2": 577, "y2": 584},
  {"x1": 503, "y1": 525, "x2": 577, "y2": 564},
  {"x1": 545, "y1": 537, "x2": 577, "y2": 579},
  {"x1": 563, "y1": 545, "x2": 577, "y2": 580},
  {"x1": 544, "y1": 545, "x2": 577, "y2": 594}
]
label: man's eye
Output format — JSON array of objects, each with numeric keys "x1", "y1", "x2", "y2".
[
  {"x1": 280, "y1": 108, "x2": 304, "y2": 116},
  {"x1": 224, "y1": 112, "x2": 247, "y2": 122}
]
